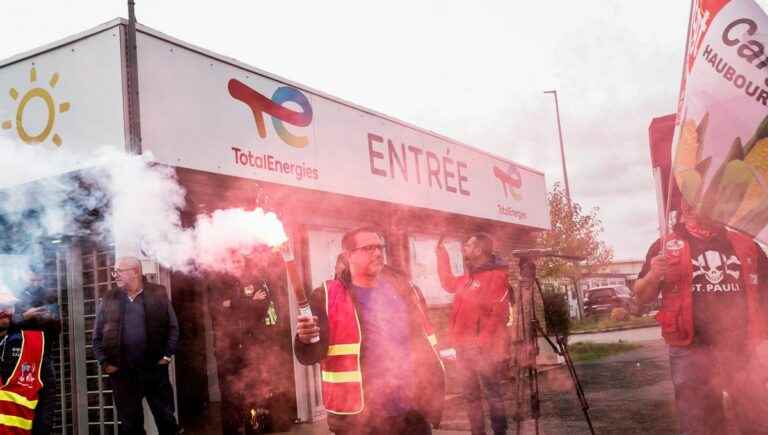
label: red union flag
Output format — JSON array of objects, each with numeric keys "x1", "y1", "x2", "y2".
[{"x1": 673, "y1": 0, "x2": 768, "y2": 242}]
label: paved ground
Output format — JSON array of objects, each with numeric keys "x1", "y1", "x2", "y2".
[
  {"x1": 536, "y1": 339, "x2": 678, "y2": 435},
  {"x1": 570, "y1": 325, "x2": 662, "y2": 344},
  {"x1": 184, "y1": 335, "x2": 681, "y2": 434}
]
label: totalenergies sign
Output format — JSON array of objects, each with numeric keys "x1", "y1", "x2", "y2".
[
  {"x1": 2, "y1": 67, "x2": 71, "y2": 146},
  {"x1": 228, "y1": 79, "x2": 313, "y2": 148}
]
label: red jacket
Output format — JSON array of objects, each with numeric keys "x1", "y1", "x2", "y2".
[
  {"x1": 437, "y1": 248, "x2": 510, "y2": 359},
  {"x1": 657, "y1": 229, "x2": 768, "y2": 347}
]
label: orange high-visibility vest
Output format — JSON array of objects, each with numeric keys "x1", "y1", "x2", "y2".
[
  {"x1": 0, "y1": 330, "x2": 45, "y2": 434},
  {"x1": 657, "y1": 230, "x2": 767, "y2": 347},
  {"x1": 320, "y1": 279, "x2": 439, "y2": 415}
]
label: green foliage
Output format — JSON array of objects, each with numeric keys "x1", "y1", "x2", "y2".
[
  {"x1": 568, "y1": 341, "x2": 641, "y2": 362},
  {"x1": 536, "y1": 182, "x2": 613, "y2": 279},
  {"x1": 570, "y1": 315, "x2": 658, "y2": 334}
]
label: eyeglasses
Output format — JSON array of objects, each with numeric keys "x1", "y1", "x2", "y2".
[
  {"x1": 110, "y1": 267, "x2": 137, "y2": 278},
  {"x1": 350, "y1": 244, "x2": 386, "y2": 254}
]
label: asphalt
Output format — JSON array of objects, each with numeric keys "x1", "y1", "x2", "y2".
[{"x1": 184, "y1": 338, "x2": 681, "y2": 434}]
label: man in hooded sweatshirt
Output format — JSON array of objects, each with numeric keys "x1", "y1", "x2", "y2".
[{"x1": 436, "y1": 233, "x2": 511, "y2": 435}]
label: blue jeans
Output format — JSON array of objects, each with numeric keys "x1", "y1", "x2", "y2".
[{"x1": 668, "y1": 345, "x2": 768, "y2": 435}]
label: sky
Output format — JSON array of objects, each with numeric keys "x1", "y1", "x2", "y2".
[{"x1": 1, "y1": 0, "x2": 747, "y2": 261}]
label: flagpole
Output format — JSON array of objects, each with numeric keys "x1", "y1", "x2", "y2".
[{"x1": 663, "y1": 0, "x2": 696, "y2": 243}]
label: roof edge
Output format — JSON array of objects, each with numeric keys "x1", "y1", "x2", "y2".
[{"x1": 0, "y1": 18, "x2": 126, "y2": 69}]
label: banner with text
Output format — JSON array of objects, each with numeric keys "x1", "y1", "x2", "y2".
[
  {"x1": 137, "y1": 31, "x2": 549, "y2": 229},
  {"x1": 674, "y1": 0, "x2": 768, "y2": 242}
]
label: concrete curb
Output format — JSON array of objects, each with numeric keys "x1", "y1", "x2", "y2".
[{"x1": 569, "y1": 323, "x2": 659, "y2": 335}]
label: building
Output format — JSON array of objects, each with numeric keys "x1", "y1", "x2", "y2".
[
  {"x1": 579, "y1": 259, "x2": 644, "y2": 293},
  {"x1": 0, "y1": 19, "x2": 549, "y2": 434}
]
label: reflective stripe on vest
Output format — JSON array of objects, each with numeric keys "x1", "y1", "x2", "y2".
[
  {"x1": 322, "y1": 370, "x2": 363, "y2": 383},
  {"x1": 0, "y1": 414, "x2": 33, "y2": 430},
  {"x1": 320, "y1": 278, "x2": 444, "y2": 414},
  {"x1": 327, "y1": 343, "x2": 361, "y2": 356},
  {"x1": 321, "y1": 280, "x2": 365, "y2": 415},
  {"x1": 0, "y1": 331, "x2": 44, "y2": 435}
]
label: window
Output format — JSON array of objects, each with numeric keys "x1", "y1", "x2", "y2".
[{"x1": 408, "y1": 234, "x2": 463, "y2": 306}]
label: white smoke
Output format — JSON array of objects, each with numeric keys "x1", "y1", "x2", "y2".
[
  {"x1": 193, "y1": 207, "x2": 287, "y2": 269},
  {"x1": 0, "y1": 137, "x2": 288, "y2": 293}
]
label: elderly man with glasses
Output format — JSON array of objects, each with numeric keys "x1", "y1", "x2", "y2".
[
  {"x1": 92, "y1": 257, "x2": 180, "y2": 435},
  {"x1": 294, "y1": 227, "x2": 445, "y2": 435}
]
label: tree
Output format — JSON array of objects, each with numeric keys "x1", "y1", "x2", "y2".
[{"x1": 536, "y1": 182, "x2": 613, "y2": 280}]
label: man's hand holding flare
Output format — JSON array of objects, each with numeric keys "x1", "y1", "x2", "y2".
[
  {"x1": 280, "y1": 238, "x2": 321, "y2": 344},
  {"x1": 297, "y1": 314, "x2": 320, "y2": 344}
]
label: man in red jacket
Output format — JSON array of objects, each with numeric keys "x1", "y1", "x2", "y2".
[
  {"x1": 634, "y1": 199, "x2": 768, "y2": 434},
  {"x1": 436, "y1": 234, "x2": 510, "y2": 435}
]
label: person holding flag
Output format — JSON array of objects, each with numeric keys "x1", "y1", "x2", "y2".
[
  {"x1": 634, "y1": 197, "x2": 768, "y2": 434},
  {"x1": 640, "y1": 0, "x2": 768, "y2": 431}
]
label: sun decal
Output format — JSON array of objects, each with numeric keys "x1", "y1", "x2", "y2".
[{"x1": 2, "y1": 67, "x2": 70, "y2": 146}]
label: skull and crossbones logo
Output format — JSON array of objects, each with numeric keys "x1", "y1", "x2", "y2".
[{"x1": 691, "y1": 251, "x2": 740, "y2": 284}]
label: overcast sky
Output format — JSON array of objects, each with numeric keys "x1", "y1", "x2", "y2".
[{"x1": 3, "y1": 1, "x2": 752, "y2": 260}]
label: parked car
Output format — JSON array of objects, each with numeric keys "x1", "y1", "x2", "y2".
[{"x1": 583, "y1": 285, "x2": 637, "y2": 318}]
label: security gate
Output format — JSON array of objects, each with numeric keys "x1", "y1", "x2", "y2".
[{"x1": 42, "y1": 240, "x2": 120, "y2": 435}]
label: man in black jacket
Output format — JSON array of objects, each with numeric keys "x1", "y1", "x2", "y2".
[
  {"x1": 92, "y1": 257, "x2": 180, "y2": 435},
  {"x1": 208, "y1": 249, "x2": 269, "y2": 434},
  {"x1": 209, "y1": 247, "x2": 296, "y2": 434}
]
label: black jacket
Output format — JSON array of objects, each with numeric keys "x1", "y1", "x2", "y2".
[
  {"x1": 207, "y1": 271, "x2": 271, "y2": 342},
  {"x1": 92, "y1": 280, "x2": 179, "y2": 368}
]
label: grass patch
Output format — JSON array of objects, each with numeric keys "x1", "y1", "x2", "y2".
[
  {"x1": 568, "y1": 341, "x2": 642, "y2": 362},
  {"x1": 570, "y1": 315, "x2": 657, "y2": 333}
]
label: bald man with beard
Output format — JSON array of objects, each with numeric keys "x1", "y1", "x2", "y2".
[{"x1": 93, "y1": 257, "x2": 180, "y2": 435}]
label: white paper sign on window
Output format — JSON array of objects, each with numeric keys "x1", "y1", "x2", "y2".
[{"x1": 409, "y1": 235, "x2": 464, "y2": 306}]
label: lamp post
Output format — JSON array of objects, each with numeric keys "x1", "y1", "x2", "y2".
[
  {"x1": 544, "y1": 90, "x2": 582, "y2": 319},
  {"x1": 543, "y1": 90, "x2": 573, "y2": 214}
]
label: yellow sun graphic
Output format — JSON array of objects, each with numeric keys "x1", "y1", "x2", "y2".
[{"x1": 2, "y1": 67, "x2": 70, "y2": 146}]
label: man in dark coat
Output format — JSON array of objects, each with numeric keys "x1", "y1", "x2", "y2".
[
  {"x1": 92, "y1": 257, "x2": 180, "y2": 435},
  {"x1": 208, "y1": 247, "x2": 295, "y2": 434}
]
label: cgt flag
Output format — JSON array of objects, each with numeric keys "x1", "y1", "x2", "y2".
[{"x1": 673, "y1": 0, "x2": 768, "y2": 242}]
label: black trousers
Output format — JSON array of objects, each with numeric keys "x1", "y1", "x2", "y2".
[
  {"x1": 32, "y1": 356, "x2": 57, "y2": 435},
  {"x1": 457, "y1": 348, "x2": 508, "y2": 435},
  {"x1": 109, "y1": 365, "x2": 179, "y2": 435}
]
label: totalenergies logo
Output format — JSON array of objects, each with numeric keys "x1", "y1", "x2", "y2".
[
  {"x1": 228, "y1": 79, "x2": 313, "y2": 148},
  {"x1": 493, "y1": 163, "x2": 523, "y2": 200},
  {"x1": 2, "y1": 67, "x2": 71, "y2": 146}
]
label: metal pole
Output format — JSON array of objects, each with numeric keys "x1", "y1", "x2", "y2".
[
  {"x1": 125, "y1": 0, "x2": 143, "y2": 154},
  {"x1": 544, "y1": 90, "x2": 573, "y2": 214}
]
